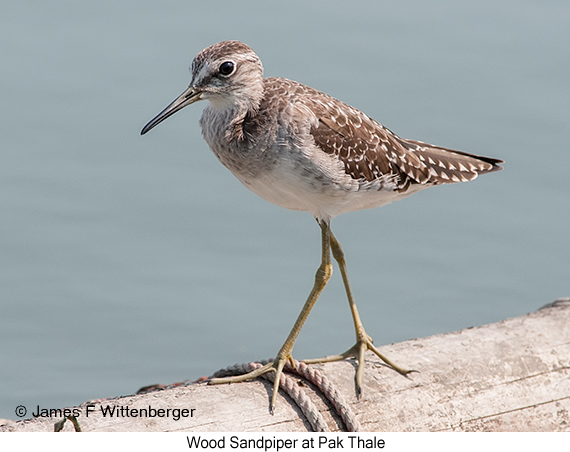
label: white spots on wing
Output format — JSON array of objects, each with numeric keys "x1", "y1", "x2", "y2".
[
  {"x1": 428, "y1": 168, "x2": 439, "y2": 178},
  {"x1": 292, "y1": 81, "x2": 497, "y2": 193}
]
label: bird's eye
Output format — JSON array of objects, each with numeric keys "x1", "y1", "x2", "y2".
[{"x1": 219, "y1": 61, "x2": 235, "y2": 76}]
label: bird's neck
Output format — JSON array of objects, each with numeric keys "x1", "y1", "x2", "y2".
[
  {"x1": 204, "y1": 85, "x2": 264, "y2": 144},
  {"x1": 201, "y1": 101, "x2": 250, "y2": 147}
]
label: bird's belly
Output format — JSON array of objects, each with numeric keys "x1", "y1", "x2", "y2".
[{"x1": 228, "y1": 154, "x2": 410, "y2": 221}]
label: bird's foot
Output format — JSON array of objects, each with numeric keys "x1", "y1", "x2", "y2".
[
  {"x1": 208, "y1": 355, "x2": 293, "y2": 414},
  {"x1": 302, "y1": 333, "x2": 416, "y2": 397}
]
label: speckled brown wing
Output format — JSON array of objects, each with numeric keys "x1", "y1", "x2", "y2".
[
  {"x1": 287, "y1": 81, "x2": 503, "y2": 192},
  {"x1": 393, "y1": 137, "x2": 503, "y2": 184}
]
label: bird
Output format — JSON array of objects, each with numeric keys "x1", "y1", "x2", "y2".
[{"x1": 141, "y1": 40, "x2": 503, "y2": 412}]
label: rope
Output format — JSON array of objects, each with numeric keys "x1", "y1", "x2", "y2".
[
  {"x1": 211, "y1": 360, "x2": 328, "y2": 432},
  {"x1": 210, "y1": 359, "x2": 360, "y2": 432},
  {"x1": 284, "y1": 360, "x2": 361, "y2": 432}
]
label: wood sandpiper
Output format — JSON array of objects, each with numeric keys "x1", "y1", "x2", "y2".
[{"x1": 141, "y1": 40, "x2": 503, "y2": 412}]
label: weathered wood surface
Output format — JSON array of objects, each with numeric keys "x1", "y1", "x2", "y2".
[{"x1": 2, "y1": 299, "x2": 569, "y2": 432}]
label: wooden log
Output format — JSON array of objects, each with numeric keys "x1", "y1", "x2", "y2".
[{"x1": 2, "y1": 299, "x2": 569, "y2": 432}]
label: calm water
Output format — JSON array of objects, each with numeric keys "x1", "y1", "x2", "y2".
[{"x1": 1, "y1": 1, "x2": 569, "y2": 420}]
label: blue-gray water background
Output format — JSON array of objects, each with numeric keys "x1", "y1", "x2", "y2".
[{"x1": 1, "y1": 1, "x2": 569, "y2": 420}]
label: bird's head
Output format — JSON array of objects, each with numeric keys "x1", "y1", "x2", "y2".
[{"x1": 141, "y1": 41, "x2": 264, "y2": 135}]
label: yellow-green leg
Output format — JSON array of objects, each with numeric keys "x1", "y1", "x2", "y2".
[
  {"x1": 303, "y1": 231, "x2": 415, "y2": 395},
  {"x1": 209, "y1": 220, "x2": 333, "y2": 413}
]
